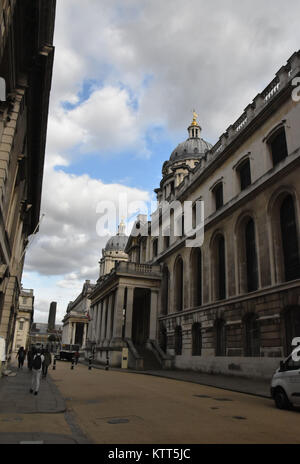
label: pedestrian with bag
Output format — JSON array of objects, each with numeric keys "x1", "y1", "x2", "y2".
[
  {"x1": 30, "y1": 349, "x2": 44, "y2": 396},
  {"x1": 42, "y1": 348, "x2": 51, "y2": 378}
]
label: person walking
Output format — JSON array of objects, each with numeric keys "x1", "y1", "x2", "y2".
[
  {"x1": 42, "y1": 348, "x2": 51, "y2": 378},
  {"x1": 30, "y1": 349, "x2": 44, "y2": 396},
  {"x1": 16, "y1": 346, "x2": 26, "y2": 369}
]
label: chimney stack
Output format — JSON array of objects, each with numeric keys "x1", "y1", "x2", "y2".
[{"x1": 48, "y1": 301, "x2": 57, "y2": 331}]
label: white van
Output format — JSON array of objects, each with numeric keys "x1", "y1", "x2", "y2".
[{"x1": 271, "y1": 355, "x2": 300, "y2": 409}]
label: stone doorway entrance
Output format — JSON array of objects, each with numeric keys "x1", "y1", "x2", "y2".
[{"x1": 132, "y1": 288, "x2": 151, "y2": 347}]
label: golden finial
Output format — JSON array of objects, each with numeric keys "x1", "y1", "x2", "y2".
[{"x1": 191, "y1": 109, "x2": 198, "y2": 126}]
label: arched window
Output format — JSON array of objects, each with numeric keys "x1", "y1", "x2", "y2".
[
  {"x1": 162, "y1": 266, "x2": 169, "y2": 315},
  {"x1": 280, "y1": 195, "x2": 300, "y2": 282},
  {"x1": 284, "y1": 307, "x2": 300, "y2": 356},
  {"x1": 216, "y1": 235, "x2": 226, "y2": 300},
  {"x1": 215, "y1": 319, "x2": 226, "y2": 356},
  {"x1": 192, "y1": 323, "x2": 202, "y2": 356},
  {"x1": 245, "y1": 218, "x2": 258, "y2": 292},
  {"x1": 174, "y1": 257, "x2": 184, "y2": 311},
  {"x1": 244, "y1": 313, "x2": 260, "y2": 357},
  {"x1": 174, "y1": 325, "x2": 182, "y2": 355},
  {"x1": 191, "y1": 248, "x2": 202, "y2": 306}
]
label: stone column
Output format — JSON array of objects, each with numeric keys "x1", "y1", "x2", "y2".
[
  {"x1": 71, "y1": 323, "x2": 76, "y2": 344},
  {"x1": 124, "y1": 286, "x2": 134, "y2": 339},
  {"x1": 93, "y1": 303, "x2": 100, "y2": 344},
  {"x1": 104, "y1": 295, "x2": 113, "y2": 346},
  {"x1": 82, "y1": 323, "x2": 87, "y2": 348},
  {"x1": 149, "y1": 290, "x2": 159, "y2": 341},
  {"x1": 111, "y1": 285, "x2": 126, "y2": 346},
  {"x1": 98, "y1": 300, "x2": 105, "y2": 345}
]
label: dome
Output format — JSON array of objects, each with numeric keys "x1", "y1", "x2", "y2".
[
  {"x1": 104, "y1": 221, "x2": 128, "y2": 252},
  {"x1": 170, "y1": 137, "x2": 212, "y2": 163},
  {"x1": 169, "y1": 114, "x2": 212, "y2": 163}
]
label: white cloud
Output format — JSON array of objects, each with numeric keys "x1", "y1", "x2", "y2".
[{"x1": 23, "y1": 0, "x2": 300, "y2": 322}]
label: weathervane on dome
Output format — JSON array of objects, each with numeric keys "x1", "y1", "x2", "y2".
[{"x1": 191, "y1": 109, "x2": 199, "y2": 126}]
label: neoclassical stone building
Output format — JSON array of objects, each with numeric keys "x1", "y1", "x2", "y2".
[
  {"x1": 0, "y1": 0, "x2": 56, "y2": 360},
  {"x1": 86, "y1": 51, "x2": 300, "y2": 379},
  {"x1": 12, "y1": 288, "x2": 34, "y2": 353},
  {"x1": 62, "y1": 280, "x2": 95, "y2": 349}
]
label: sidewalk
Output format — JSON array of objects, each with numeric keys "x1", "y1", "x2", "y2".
[
  {"x1": 81, "y1": 361, "x2": 271, "y2": 398},
  {"x1": 0, "y1": 363, "x2": 66, "y2": 414}
]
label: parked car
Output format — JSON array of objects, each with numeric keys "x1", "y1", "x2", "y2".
[{"x1": 271, "y1": 353, "x2": 300, "y2": 409}]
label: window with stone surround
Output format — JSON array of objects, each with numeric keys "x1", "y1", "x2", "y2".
[
  {"x1": 245, "y1": 218, "x2": 258, "y2": 292},
  {"x1": 280, "y1": 195, "x2": 300, "y2": 282},
  {"x1": 268, "y1": 127, "x2": 288, "y2": 166},
  {"x1": 213, "y1": 183, "x2": 223, "y2": 211},
  {"x1": 238, "y1": 159, "x2": 252, "y2": 191},
  {"x1": 191, "y1": 248, "x2": 202, "y2": 306}
]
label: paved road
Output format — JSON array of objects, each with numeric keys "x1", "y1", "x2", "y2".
[
  {"x1": 0, "y1": 363, "x2": 89, "y2": 444},
  {"x1": 49, "y1": 362, "x2": 300, "y2": 444}
]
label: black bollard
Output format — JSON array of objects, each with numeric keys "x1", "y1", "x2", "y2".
[
  {"x1": 88, "y1": 357, "x2": 92, "y2": 370},
  {"x1": 53, "y1": 358, "x2": 56, "y2": 370},
  {"x1": 71, "y1": 357, "x2": 75, "y2": 370},
  {"x1": 105, "y1": 350, "x2": 109, "y2": 371}
]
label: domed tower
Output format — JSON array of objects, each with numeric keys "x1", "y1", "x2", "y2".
[
  {"x1": 99, "y1": 220, "x2": 129, "y2": 277},
  {"x1": 156, "y1": 113, "x2": 212, "y2": 202}
]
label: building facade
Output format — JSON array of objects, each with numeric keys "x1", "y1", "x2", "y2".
[
  {"x1": 62, "y1": 280, "x2": 95, "y2": 350},
  {"x1": 86, "y1": 51, "x2": 300, "y2": 379},
  {"x1": 12, "y1": 288, "x2": 34, "y2": 352},
  {"x1": 0, "y1": 0, "x2": 56, "y2": 360}
]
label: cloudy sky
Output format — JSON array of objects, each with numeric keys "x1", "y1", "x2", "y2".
[{"x1": 22, "y1": 0, "x2": 300, "y2": 323}]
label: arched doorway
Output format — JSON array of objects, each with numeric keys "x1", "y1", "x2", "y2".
[
  {"x1": 245, "y1": 218, "x2": 258, "y2": 292},
  {"x1": 280, "y1": 195, "x2": 300, "y2": 282},
  {"x1": 191, "y1": 248, "x2": 202, "y2": 306},
  {"x1": 161, "y1": 266, "x2": 169, "y2": 315}
]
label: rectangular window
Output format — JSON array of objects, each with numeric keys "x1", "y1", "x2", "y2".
[
  {"x1": 270, "y1": 129, "x2": 288, "y2": 166},
  {"x1": 213, "y1": 184, "x2": 223, "y2": 211},
  {"x1": 238, "y1": 160, "x2": 251, "y2": 191},
  {"x1": 19, "y1": 321, "x2": 24, "y2": 330}
]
